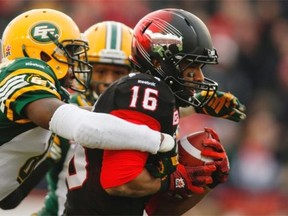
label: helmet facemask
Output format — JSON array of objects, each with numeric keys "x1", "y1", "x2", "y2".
[
  {"x1": 164, "y1": 75, "x2": 218, "y2": 108},
  {"x1": 49, "y1": 33, "x2": 92, "y2": 93},
  {"x1": 152, "y1": 47, "x2": 219, "y2": 108}
]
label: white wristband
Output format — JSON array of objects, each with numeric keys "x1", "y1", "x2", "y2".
[{"x1": 49, "y1": 104, "x2": 170, "y2": 154}]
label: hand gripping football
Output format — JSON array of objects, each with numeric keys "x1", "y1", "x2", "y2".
[{"x1": 178, "y1": 130, "x2": 214, "y2": 166}]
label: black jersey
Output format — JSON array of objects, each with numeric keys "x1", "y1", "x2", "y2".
[
  {"x1": 64, "y1": 73, "x2": 179, "y2": 215},
  {"x1": 95, "y1": 72, "x2": 178, "y2": 135}
]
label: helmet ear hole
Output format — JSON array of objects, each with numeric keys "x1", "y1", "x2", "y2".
[{"x1": 40, "y1": 51, "x2": 52, "y2": 62}]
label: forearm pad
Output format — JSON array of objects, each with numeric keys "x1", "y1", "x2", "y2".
[{"x1": 49, "y1": 104, "x2": 172, "y2": 154}]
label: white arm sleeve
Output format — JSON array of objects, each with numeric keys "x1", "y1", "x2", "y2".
[{"x1": 49, "y1": 104, "x2": 174, "y2": 154}]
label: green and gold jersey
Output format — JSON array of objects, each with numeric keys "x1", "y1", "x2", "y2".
[{"x1": 0, "y1": 57, "x2": 69, "y2": 201}]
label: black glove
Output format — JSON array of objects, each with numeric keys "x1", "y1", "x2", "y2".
[{"x1": 146, "y1": 144, "x2": 178, "y2": 178}]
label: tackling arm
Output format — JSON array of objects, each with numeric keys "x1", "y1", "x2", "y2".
[
  {"x1": 50, "y1": 104, "x2": 174, "y2": 153},
  {"x1": 25, "y1": 98, "x2": 174, "y2": 154}
]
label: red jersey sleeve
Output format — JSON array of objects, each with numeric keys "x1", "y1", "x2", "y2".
[{"x1": 100, "y1": 109, "x2": 161, "y2": 188}]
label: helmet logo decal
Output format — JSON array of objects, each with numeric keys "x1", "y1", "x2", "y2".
[
  {"x1": 207, "y1": 49, "x2": 217, "y2": 58},
  {"x1": 31, "y1": 23, "x2": 60, "y2": 43},
  {"x1": 4, "y1": 44, "x2": 11, "y2": 57},
  {"x1": 173, "y1": 109, "x2": 179, "y2": 125},
  {"x1": 146, "y1": 30, "x2": 183, "y2": 57}
]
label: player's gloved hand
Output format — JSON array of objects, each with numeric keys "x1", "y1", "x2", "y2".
[
  {"x1": 161, "y1": 163, "x2": 216, "y2": 198},
  {"x1": 201, "y1": 128, "x2": 230, "y2": 188},
  {"x1": 146, "y1": 144, "x2": 178, "y2": 178},
  {"x1": 195, "y1": 91, "x2": 246, "y2": 122}
]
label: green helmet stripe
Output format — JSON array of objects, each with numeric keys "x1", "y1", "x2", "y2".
[{"x1": 106, "y1": 22, "x2": 122, "y2": 50}]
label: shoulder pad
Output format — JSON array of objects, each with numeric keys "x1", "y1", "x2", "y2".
[{"x1": 6, "y1": 57, "x2": 56, "y2": 79}]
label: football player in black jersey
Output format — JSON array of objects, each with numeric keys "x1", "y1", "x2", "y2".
[{"x1": 63, "y1": 8, "x2": 243, "y2": 215}]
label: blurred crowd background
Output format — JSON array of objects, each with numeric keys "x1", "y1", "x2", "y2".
[{"x1": 1, "y1": 0, "x2": 288, "y2": 215}]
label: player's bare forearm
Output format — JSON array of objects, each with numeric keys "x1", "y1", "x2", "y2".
[
  {"x1": 105, "y1": 169, "x2": 161, "y2": 197},
  {"x1": 25, "y1": 98, "x2": 64, "y2": 129}
]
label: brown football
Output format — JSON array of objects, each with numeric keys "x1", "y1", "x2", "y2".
[{"x1": 178, "y1": 130, "x2": 214, "y2": 166}]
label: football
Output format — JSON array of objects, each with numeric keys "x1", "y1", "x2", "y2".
[{"x1": 178, "y1": 130, "x2": 214, "y2": 166}]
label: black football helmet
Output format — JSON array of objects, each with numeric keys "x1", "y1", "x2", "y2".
[{"x1": 130, "y1": 8, "x2": 218, "y2": 107}]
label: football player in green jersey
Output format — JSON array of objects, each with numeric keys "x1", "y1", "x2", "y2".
[
  {"x1": 35, "y1": 21, "x2": 133, "y2": 216},
  {"x1": 0, "y1": 9, "x2": 176, "y2": 210}
]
